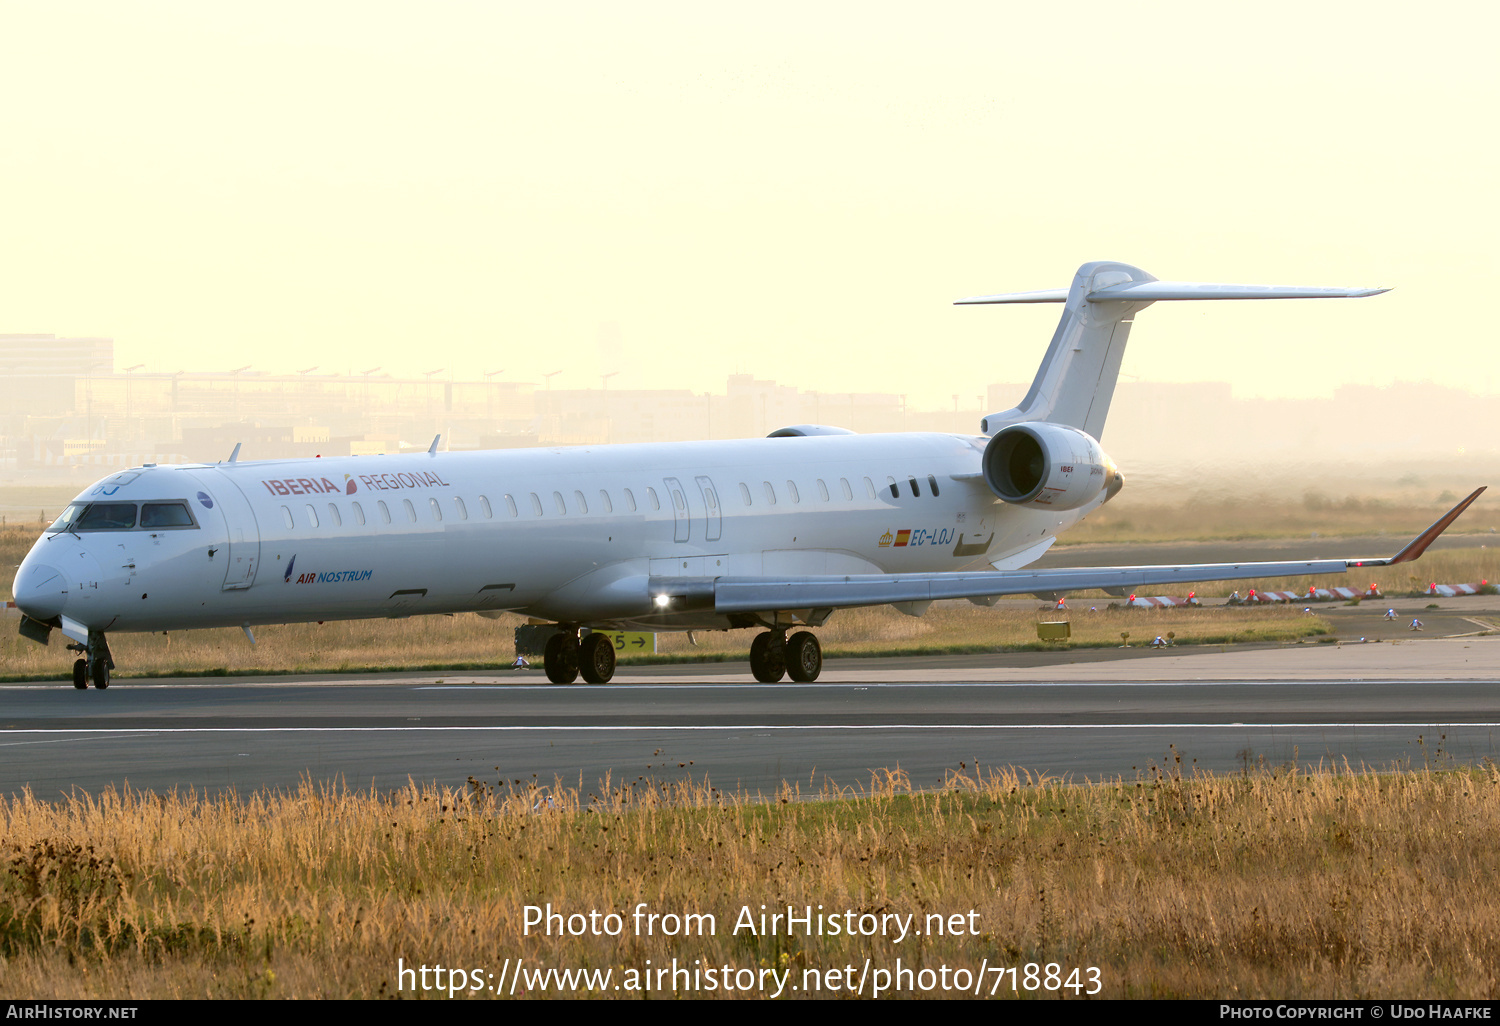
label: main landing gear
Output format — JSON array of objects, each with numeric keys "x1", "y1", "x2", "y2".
[
  {"x1": 543, "y1": 628, "x2": 617, "y2": 685},
  {"x1": 749, "y1": 630, "x2": 822, "y2": 683},
  {"x1": 68, "y1": 631, "x2": 113, "y2": 690}
]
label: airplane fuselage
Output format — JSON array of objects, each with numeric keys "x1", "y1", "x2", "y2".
[{"x1": 18, "y1": 431, "x2": 1092, "y2": 637}]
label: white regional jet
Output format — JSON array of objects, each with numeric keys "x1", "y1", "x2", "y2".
[{"x1": 11, "y1": 261, "x2": 1486, "y2": 689}]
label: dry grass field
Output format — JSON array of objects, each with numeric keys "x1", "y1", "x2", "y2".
[
  {"x1": 2, "y1": 760, "x2": 1497, "y2": 999},
  {"x1": 3, "y1": 488, "x2": 1499, "y2": 1000}
]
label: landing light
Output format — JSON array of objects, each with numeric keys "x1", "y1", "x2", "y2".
[{"x1": 654, "y1": 594, "x2": 671, "y2": 608}]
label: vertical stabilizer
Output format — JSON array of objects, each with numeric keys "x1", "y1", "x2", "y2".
[{"x1": 970, "y1": 261, "x2": 1154, "y2": 441}]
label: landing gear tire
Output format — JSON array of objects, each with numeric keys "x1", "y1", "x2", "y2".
[
  {"x1": 72, "y1": 659, "x2": 88, "y2": 690},
  {"x1": 543, "y1": 632, "x2": 580, "y2": 685},
  {"x1": 90, "y1": 659, "x2": 109, "y2": 690},
  {"x1": 785, "y1": 631, "x2": 822, "y2": 682},
  {"x1": 749, "y1": 631, "x2": 787, "y2": 683},
  {"x1": 580, "y1": 632, "x2": 617, "y2": 684}
]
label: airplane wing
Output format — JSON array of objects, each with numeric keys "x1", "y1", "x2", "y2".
[{"x1": 653, "y1": 487, "x2": 1485, "y2": 614}]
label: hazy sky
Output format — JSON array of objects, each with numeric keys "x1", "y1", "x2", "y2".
[{"x1": 3, "y1": 1, "x2": 1496, "y2": 406}]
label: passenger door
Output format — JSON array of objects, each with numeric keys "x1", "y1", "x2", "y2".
[
  {"x1": 198, "y1": 470, "x2": 262, "y2": 590},
  {"x1": 663, "y1": 476, "x2": 691, "y2": 542},
  {"x1": 695, "y1": 475, "x2": 722, "y2": 542}
]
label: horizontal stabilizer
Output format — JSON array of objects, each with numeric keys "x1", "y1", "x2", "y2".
[
  {"x1": 1087, "y1": 281, "x2": 1390, "y2": 302},
  {"x1": 954, "y1": 288, "x2": 1070, "y2": 305},
  {"x1": 956, "y1": 282, "x2": 1388, "y2": 305}
]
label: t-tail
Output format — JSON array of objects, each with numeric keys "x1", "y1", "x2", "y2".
[{"x1": 958, "y1": 260, "x2": 1389, "y2": 440}]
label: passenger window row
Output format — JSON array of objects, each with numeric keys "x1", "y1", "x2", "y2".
[
  {"x1": 735, "y1": 473, "x2": 942, "y2": 507},
  {"x1": 276, "y1": 470, "x2": 948, "y2": 531},
  {"x1": 274, "y1": 481, "x2": 672, "y2": 530}
]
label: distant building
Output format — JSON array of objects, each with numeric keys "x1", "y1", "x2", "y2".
[
  {"x1": 1, "y1": 329, "x2": 1497, "y2": 477},
  {"x1": 0, "y1": 334, "x2": 113, "y2": 421}
]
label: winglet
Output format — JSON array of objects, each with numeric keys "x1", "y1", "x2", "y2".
[
  {"x1": 428, "y1": 434, "x2": 441, "y2": 455},
  {"x1": 1346, "y1": 486, "x2": 1487, "y2": 568}
]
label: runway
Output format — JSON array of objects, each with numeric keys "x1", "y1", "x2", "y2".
[{"x1": 3, "y1": 634, "x2": 1498, "y2": 798}]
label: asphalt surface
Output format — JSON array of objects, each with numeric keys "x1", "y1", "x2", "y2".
[{"x1": 2, "y1": 595, "x2": 1496, "y2": 799}]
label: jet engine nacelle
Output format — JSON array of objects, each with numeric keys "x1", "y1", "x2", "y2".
[{"x1": 981, "y1": 422, "x2": 1123, "y2": 512}]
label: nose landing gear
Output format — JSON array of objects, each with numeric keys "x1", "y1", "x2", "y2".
[{"x1": 67, "y1": 631, "x2": 113, "y2": 690}]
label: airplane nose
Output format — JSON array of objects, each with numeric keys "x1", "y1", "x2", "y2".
[{"x1": 13, "y1": 563, "x2": 68, "y2": 620}]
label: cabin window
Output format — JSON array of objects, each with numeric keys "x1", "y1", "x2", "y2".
[
  {"x1": 377, "y1": 500, "x2": 392, "y2": 524},
  {"x1": 763, "y1": 481, "x2": 777, "y2": 505},
  {"x1": 786, "y1": 480, "x2": 800, "y2": 503},
  {"x1": 479, "y1": 495, "x2": 492, "y2": 518},
  {"x1": 598, "y1": 490, "x2": 613, "y2": 513},
  {"x1": 352, "y1": 501, "x2": 366, "y2": 526},
  {"x1": 909, "y1": 476, "x2": 921, "y2": 497},
  {"x1": 429, "y1": 497, "x2": 443, "y2": 521},
  {"x1": 503, "y1": 494, "x2": 518, "y2": 517},
  {"x1": 840, "y1": 477, "x2": 853, "y2": 501},
  {"x1": 574, "y1": 490, "x2": 588, "y2": 514},
  {"x1": 816, "y1": 479, "x2": 829, "y2": 502},
  {"x1": 671, "y1": 487, "x2": 685, "y2": 511},
  {"x1": 454, "y1": 496, "x2": 468, "y2": 520},
  {"x1": 305, "y1": 504, "x2": 320, "y2": 528},
  {"x1": 403, "y1": 498, "x2": 417, "y2": 522},
  {"x1": 282, "y1": 505, "x2": 294, "y2": 529},
  {"x1": 863, "y1": 476, "x2": 876, "y2": 498},
  {"x1": 928, "y1": 474, "x2": 940, "y2": 497},
  {"x1": 739, "y1": 482, "x2": 752, "y2": 506},
  {"x1": 646, "y1": 487, "x2": 660, "y2": 511},
  {"x1": 529, "y1": 493, "x2": 543, "y2": 516},
  {"x1": 327, "y1": 503, "x2": 343, "y2": 526},
  {"x1": 623, "y1": 488, "x2": 637, "y2": 512},
  {"x1": 553, "y1": 491, "x2": 567, "y2": 515},
  {"x1": 887, "y1": 476, "x2": 899, "y2": 498}
]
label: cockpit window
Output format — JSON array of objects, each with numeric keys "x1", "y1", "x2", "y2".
[
  {"x1": 141, "y1": 502, "x2": 195, "y2": 528},
  {"x1": 46, "y1": 504, "x2": 87, "y2": 533},
  {"x1": 75, "y1": 503, "x2": 138, "y2": 531},
  {"x1": 46, "y1": 500, "x2": 199, "y2": 533}
]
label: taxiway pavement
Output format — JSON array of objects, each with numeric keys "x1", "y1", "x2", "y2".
[{"x1": 3, "y1": 625, "x2": 1497, "y2": 799}]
